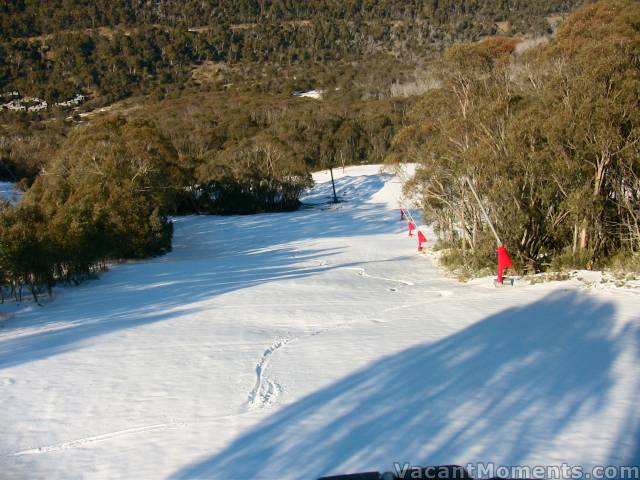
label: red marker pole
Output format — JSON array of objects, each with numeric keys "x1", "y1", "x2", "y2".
[
  {"x1": 408, "y1": 222, "x2": 415, "y2": 237},
  {"x1": 400, "y1": 208, "x2": 405, "y2": 220}
]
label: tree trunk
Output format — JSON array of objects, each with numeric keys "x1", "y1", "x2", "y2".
[
  {"x1": 30, "y1": 283, "x2": 40, "y2": 306},
  {"x1": 471, "y1": 215, "x2": 477, "y2": 252},
  {"x1": 579, "y1": 219, "x2": 588, "y2": 251},
  {"x1": 459, "y1": 208, "x2": 466, "y2": 253}
]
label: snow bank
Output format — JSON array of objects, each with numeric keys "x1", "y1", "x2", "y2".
[{"x1": 293, "y1": 89, "x2": 324, "y2": 100}]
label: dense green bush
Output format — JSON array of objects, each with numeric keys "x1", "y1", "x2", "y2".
[
  {"x1": 0, "y1": 117, "x2": 177, "y2": 302},
  {"x1": 193, "y1": 176, "x2": 312, "y2": 215},
  {"x1": 399, "y1": 0, "x2": 640, "y2": 274}
]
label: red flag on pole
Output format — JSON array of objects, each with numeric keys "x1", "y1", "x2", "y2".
[
  {"x1": 408, "y1": 222, "x2": 415, "y2": 237},
  {"x1": 497, "y1": 245, "x2": 512, "y2": 284},
  {"x1": 417, "y1": 230, "x2": 427, "y2": 251}
]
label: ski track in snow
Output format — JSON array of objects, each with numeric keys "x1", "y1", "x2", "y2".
[
  {"x1": 305, "y1": 259, "x2": 415, "y2": 288},
  {"x1": 5, "y1": 409, "x2": 272, "y2": 457},
  {"x1": 7, "y1": 423, "x2": 183, "y2": 457},
  {"x1": 5, "y1": 313, "x2": 408, "y2": 458},
  {"x1": 344, "y1": 267, "x2": 415, "y2": 286},
  {"x1": 10, "y1": 326, "x2": 354, "y2": 457},
  {"x1": 243, "y1": 257, "x2": 452, "y2": 404}
]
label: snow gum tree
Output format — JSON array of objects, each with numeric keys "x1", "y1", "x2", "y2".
[{"x1": 397, "y1": 0, "x2": 640, "y2": 272}]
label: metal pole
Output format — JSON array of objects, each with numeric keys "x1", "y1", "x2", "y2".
[
  {"x1": 463, "y1": 176, "x2": 501, "y2": 246},
  {"x1": 330, "y1": 166, "x2": 338, "y2": 203}
]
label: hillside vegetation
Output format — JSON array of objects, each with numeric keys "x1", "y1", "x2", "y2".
[
  {"x1": 1, "y1": 1, "x2": 583, "y2": 102},
  {"x1": 3, "y1": 0, "x2": 638, "y2": 303},
  {"x1": 397, "y1": 0, "x2": 640, "y2": 274}
]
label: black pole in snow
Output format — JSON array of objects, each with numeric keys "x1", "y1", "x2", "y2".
[{"x1": 330, "y1": 166, "x2": 338, "y2": 203}]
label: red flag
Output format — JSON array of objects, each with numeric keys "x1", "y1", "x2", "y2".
[
  {"x1": 400, "y1": 208, "x2": 405, "y2": 220},
  {"x1": 497, "y1": 245, "x2": 512, "y2": 284},
  {"x1": 408, "y1": 222, "x2": 415, "y2": 237},
  {"x1": 417, "y1": 230, "x2": 427, "y2": 251}
]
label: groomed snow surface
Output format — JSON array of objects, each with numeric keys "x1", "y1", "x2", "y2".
[{"x1": 1, "y1": 165, "x2": 639, "y2": 479}]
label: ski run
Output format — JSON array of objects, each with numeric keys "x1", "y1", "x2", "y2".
[{"x1": 1, "y1": 165, "x2": 639, "y2": 479}]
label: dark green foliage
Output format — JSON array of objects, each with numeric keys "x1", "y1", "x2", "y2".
[
  {"x1": 193, "y1": 176, "x2": 311, "y2": 215},
  {"x1": 0, "y1": 1, "x2": 584, "y2": 106},
  {"x1": 27, "y1": 116, "x2": 178, "y2": 258},
  {"x1": 1, "y1": 1, "x2": 583, "y2": 37},
  {"x1": 399, "y1": 0, "x2": 640, "y2": 273},
  {"x1": 0, "y1": 117, "x2": 66, "y2": 185},
  {"x1": 192, "y1": 132, "x2": 313, "y2": 214},
  {"x1": 0, "y1": 203, "x2": 53, "y2": 302},
  {"x1": 0, "y1": 117, "x2": 178, "y2": 301},
  {"x1": 136, "y1": 90, "x2": 404, "y2": 214}
]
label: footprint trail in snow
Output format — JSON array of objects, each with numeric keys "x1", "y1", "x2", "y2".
[{"x1": 247, "y1": 336, "x2": 294, "y2": 409}]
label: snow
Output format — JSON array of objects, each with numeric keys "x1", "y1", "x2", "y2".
[
  {"x1": 0, "y1": 181, "x2": 22, "y2": 203},
  {"x1": 293, "y1": 89, "x2": 324, "y2": 100},
  {"x1": 1, "y1": 165, "x2": 639, "y2": 479}
]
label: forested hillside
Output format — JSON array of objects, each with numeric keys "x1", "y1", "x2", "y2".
[
  {"x1": 4, "y1": 0, "x2": 637, "y2": 305},
  {"x1": 1, "y1": 1, "x2": 582, "y2": 102},
  {"x1": 2, "y1": 1, "x2": 582, "y2": 36}
]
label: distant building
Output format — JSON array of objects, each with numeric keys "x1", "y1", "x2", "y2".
[
  {"x1": 2, "y1": 100, "x2": 26, "y2": 111},
  {"x1": 56, "y1": 94, "x2": 86, "y2": 108},
  {"x1": 0, "y1": 92, "x2": 85, "y2": 112}
]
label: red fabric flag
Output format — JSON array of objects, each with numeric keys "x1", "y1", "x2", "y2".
[
  {"x1": 497, "y1": 245, "x2": 513, "y2": 284},
  {"x1": 400, "y1": 208, "x2": 405, "y2": 220},
  {"x1": 417, "y1": 230, "x2": 427, "y2": 251},
  {"x1": 408, "y1": 222, "x2": 415, "y2": 237}
]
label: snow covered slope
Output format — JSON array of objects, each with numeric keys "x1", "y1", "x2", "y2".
[{"x1": 1, "y1": 165, "x2": 639, "y2": 479}]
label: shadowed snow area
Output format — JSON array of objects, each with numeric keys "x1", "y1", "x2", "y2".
[
  {"x1": 1, "y1": 165, "x2": 639, "y2": 479},
  {"x1": 173, "y1": 292, "x2": 640, "y2": 480},
  {"x1": 0, "y1": 181, "x2": 21, "y2": 204}
]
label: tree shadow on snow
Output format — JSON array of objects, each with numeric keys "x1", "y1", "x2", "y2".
[
  {"x1": 0, "y1": 172, "x2": 410, "y2": 368},
  {"x1": 231, "y1": 172, "x2": 407, "y2": 244},
  {"x1": 608, "y1": 326, "x2": 640, "y2": 469},
  {"x1": 301, "y1": 171, "x2": 394, "y2": 206},
  {"x1": 171, "y1": 291, "x2": 640, "y2": 479},
  {"x1": 0, "y1": 245, "x2": 351, "y2": 369}
]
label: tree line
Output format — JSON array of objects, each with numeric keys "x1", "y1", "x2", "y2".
[
  {"x1": 2, "y1": 1, "x2": 582, "y2": 37},
  {"x1": 397, "y1": 0, "x2": 639, "y2": 275},
  {"x1": 0, "y1": 85, "x2": 407, "y2": 302},
  {"x1": 1, "y1": 1, "x2": 582, "y2": 105}
]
